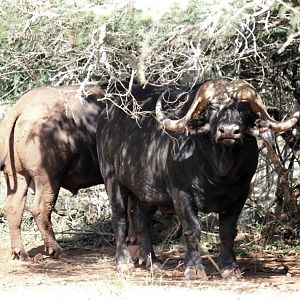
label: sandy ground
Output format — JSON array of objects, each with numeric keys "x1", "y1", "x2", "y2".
[
  {"x1": 1, "y1": 236, "x2": 300, "y2": 300},
  {"x1": 1, "y1": 178, "x2": 300, "y2": 299}
]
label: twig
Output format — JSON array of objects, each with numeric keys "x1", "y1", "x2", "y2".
[
  {"x1": 277, "y1": 31, "x2": 300, "y2": 54},
  {"x1": 201, "y1": 230, "x2": 219, "y2": 237},
  {"x1": 55, "y1": 230, "x2": 114, "y2": 237},
  {"x1": 203, "y1": 254, "x2": 223, "y2": 277},
  {"x1": 240, "y1": 235, "x2": 265, "y2": 248}
]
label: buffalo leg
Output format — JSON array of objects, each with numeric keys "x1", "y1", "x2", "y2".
[
  {"x1": 127, "y1": 196, "x2": 137, "y2": 244},
  {"x1": 172, "y1": 190, "x2": 207, "y2": 280},
  {"x1": 3, "y1": 173, "x2": 30, "y2": 260},
  {"x1": 30, "y1": 179, "x2": 61, "y2": 257},
  {"x1": 133, "y1": 202, "x2": 161, "y2": 270},
  {"x1": 106, "y1": 178, "x2": 134, "y2": 272},
  {"x1": 218, "y1": 202, "x2": 245, "y2": 278}
]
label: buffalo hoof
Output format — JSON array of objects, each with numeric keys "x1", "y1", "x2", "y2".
[
  {"x1": 221, "y1": 267, "x2": 242, "y2": 279},
  {"x1": 11, "y1": 249, "x2": 31, "y2": 262},
  {"x1": 116, "y1": 248, "x2": 135, "y2": 274},
  {"x1": 145, "y1": 259, "x2": 162, "y2": 273},
  {"x1": 147, "y1": 261, "x2": 162, "y2": 273},
  {"x1": 116, "y1": 262, "x2": 135, "y2": 274},
  {"x1": 138, "y1": 255, "x2": 162, "y2": 272},
  {"x1": 184, "y1": 266, "x2": 208, "y2": 280},
  {"x1": 46, "y1": 245, "x2": 63, "y2": 258},
  {"x1": 33, "y1": 253, "x2": 44, "y2": 262}
]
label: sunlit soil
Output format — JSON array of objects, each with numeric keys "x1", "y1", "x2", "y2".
[{"x1": 0, "y1": 234, "x2": 300, "y2": 300}]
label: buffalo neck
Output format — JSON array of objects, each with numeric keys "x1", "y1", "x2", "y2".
[
  {"x1": 212, "y1": 143, "x2": 236, "y2": 177},
  {"x1": 196, "y1": 135, "x2": 241, "y2": 179}
]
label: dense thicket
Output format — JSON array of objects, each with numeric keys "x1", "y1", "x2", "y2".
[
  {"x1": 1, "y1": 1, "x2": 299, "y2": 101},
  {"x1": 0, "y1": 0, "x2": 300, "y2": 245}
]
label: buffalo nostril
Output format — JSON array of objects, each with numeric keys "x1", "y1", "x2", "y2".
[
  {"x1": 233, "y1": 128, "x2": 240, "y2": 134},
  {"x1": 232, "y1": 124, "x2": 241, "y2": 135},
  {"x1": 219, "y1": 124, "x2": 240, "y2": 136}
]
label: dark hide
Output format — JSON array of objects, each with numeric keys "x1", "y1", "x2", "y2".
[{"x1": 96, "y1": 82, "x2": 264, "y2": 278}]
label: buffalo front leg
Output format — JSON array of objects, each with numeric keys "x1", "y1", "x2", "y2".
[
  {"x1": 172, "y1": 190, "x2": 207, "y2": 280},
  {"x1": 4, "y1": 174, "x2": 30, "y2": 260},
  {"x1": 30, "y1": 180, "x2": 61, "y2": 258},
  {"x1": 218, "y1": 204, "x2": 244, "y2": 278},
  {"x1": 106, "y1": 179, "x2": 134, "y2": 272}
]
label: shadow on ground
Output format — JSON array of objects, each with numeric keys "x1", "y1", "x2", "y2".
[{"x1": 1, "y1": 239, "x2": 299, "y2": 294}]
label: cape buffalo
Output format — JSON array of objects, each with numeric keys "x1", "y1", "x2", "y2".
[
  {"x1": 0, "y1": 84, "x2": 105, "y2": 260},
  {"x1": 96, "y1": 79, "x2": 300, "y2": 279}
]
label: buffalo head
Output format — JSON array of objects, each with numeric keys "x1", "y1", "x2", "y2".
[{"x1": 156, "y1": 79, "x2": 300, "y2": 146}]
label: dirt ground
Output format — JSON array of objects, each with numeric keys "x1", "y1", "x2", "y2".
[
  {"x1": 1, "y1": 237, "x2": 300, "y2": 300},
  {"x1": 0, "y1": 183, "x2": 300, "y2": 299}
]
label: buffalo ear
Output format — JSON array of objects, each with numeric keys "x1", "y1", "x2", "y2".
[
  {"x1": 248, "y1": 119, "x2": 274, "y2": 144},
  {"x1": 172, "y1": 135, "x2": 195, "y2": 161}
]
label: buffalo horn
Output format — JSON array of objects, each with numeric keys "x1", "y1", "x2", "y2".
[
  {"x1": 231, "y1": 80, "x2": 300, "y2": 133},
  {"x1": 156, "y1": 80, "x2": 229, "y2": 131}
]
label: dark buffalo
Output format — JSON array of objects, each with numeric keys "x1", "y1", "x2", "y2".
[
  {"x1": 96, "y1": 79, "x2": 300, "y2": 279},
  {"x1": 0, "y1": 84, "x2": 105, "y2": 260}
]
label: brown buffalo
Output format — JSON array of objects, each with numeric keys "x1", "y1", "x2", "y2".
[{"x1": 0, "y1": 84, "x2": 105, "y2": 260}]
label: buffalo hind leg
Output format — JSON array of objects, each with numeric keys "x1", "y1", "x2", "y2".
[
  {"x1": 30, "y1": 179, "x2": 62, "y2": 258},
  {"x1": 4, "y1": 173, "x2": 30, "y2": 260},
  {"x1": 106, "y1": 178, "x2": 134, "y2": 272},
  {"x1": 133, "y1": 201, "x2": 162, "y2": 271}
]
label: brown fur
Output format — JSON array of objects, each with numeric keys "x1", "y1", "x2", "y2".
[{"x1": 0, "y1": 85, "x2": 105, "y2": 260}]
